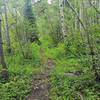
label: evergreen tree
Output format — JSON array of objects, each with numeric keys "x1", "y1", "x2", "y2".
[
  {"x1": 23, "y1": 0, "x2": 36, "y2": 29},
  {"x1": 23, "y1": 0, "x2": 37, "y2": 42}
]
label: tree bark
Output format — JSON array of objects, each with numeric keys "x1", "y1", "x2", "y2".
[
  {"x1": 0, "y1": 17, "x2": 9, "y2": 81},
  {"x1": 59, "y1": 0, "x2": 67, "y2": 39},
  {"x1": 4, "y1": 0, "x2": 11, "y2": 53}
]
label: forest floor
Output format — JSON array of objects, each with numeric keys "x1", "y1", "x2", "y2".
[{"x1": 26, "y1": 58, "x2": 55, "y2": 100}]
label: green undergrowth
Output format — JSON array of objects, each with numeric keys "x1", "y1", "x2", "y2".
[
  {"x1": 50, "y1": 58, "x2": 100, "y2": 100},
  {"x1": 0, "y1": 66, "x2": 41, "y2": 100},
  {"x1": 0, "y1": 39, "x2": 100, "y2": 100},
  {"x1": 0, "y1": 48, "x2": 41, "y2": 100}
]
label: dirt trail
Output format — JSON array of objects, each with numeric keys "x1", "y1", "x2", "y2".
[{"x1": 26, "y1": 58, "x2": 55, "y2": 100}]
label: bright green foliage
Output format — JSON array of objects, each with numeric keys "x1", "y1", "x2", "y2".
[
  {"x1": 50, "y1": 57, "x2": 100, "y2": 100},
  {"x1": 0, "y1": 45, "x2": 41, "y2": 99},
  {"x1": 0, "y1": 77, "x2": 31, "y2": 100}
]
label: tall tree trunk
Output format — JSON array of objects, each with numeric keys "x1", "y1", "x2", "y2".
[
  {"x1": 15, "y1": 9, "x2": 25, "y2": 58},
  {"x1": 59, "y1": 0, "x2": 67, "y2": 40},
  {"x1": 4, "y1": 0, "x2": 11, "y2": 53},
  {"x1": 0, "y1": 17, "x2": 9, "y2": 81}
]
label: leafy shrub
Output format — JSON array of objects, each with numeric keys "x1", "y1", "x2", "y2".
[
  {"x1": 50, "y1": 70, "x2": 100, "y2": 100},
  {"x1": 0, "y1": 76, "x2": 31, "y2": 100}
]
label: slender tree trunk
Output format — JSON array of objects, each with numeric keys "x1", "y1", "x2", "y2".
[
  {"x1": 96, "y1": 0, "x2": 100, "y2": 24},
  {"x1": 74, "y1": 0, "x2": 78, "y2": 30},
  {"x1": 0, "y1": 17, "x2": 9, "y2": 81},
  {"x1": 15, "y1": 9, "x2": 25, "y2": 58},
  {"x1": 59, "y1": 0, "x2": 67, "y2": 39},
  {"x1": 4, "y1": 0, "x2": 11, "y2": 53},
  {"x1": 79, "y1": 2, "x2": 83, "y2": 31}
]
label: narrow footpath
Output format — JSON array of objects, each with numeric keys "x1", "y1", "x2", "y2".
[{"x1": 26, "y1": 58, "x2": 55, "y2": 100}]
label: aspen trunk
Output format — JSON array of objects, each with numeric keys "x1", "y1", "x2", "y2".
[{"x1": 59, "y1": 0, "x2": 67, "y2": 39}]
